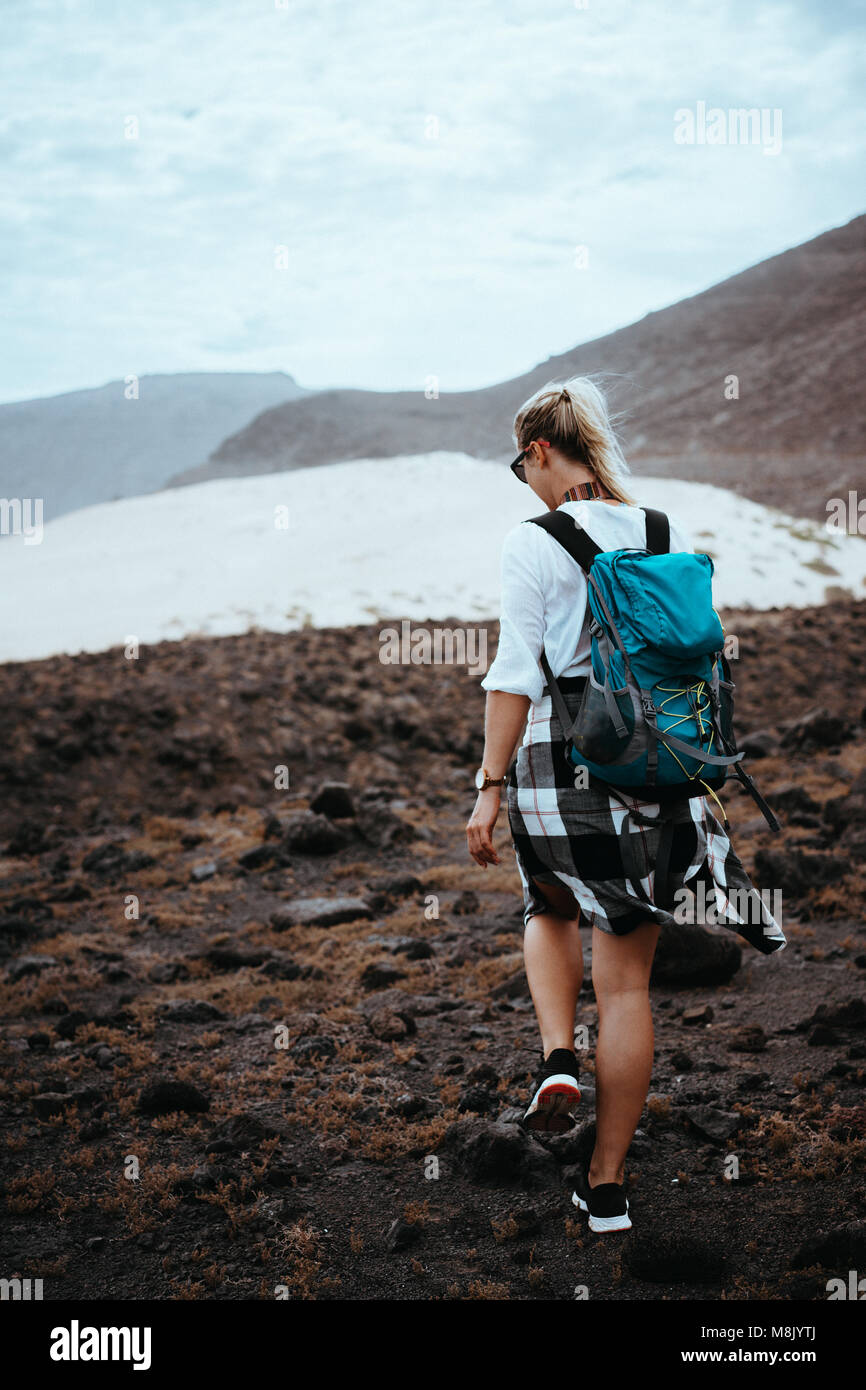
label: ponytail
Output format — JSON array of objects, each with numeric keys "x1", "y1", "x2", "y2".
[{"x1": 513, "y1": 376, "x2": 636, "y2": 505}]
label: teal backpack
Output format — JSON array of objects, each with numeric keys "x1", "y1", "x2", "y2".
[{"x1": 528, "y1": 507, "x2": 780, "y2": 841}]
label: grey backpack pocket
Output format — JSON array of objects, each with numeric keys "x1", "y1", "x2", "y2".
[{"x1": 568, "y1": 673, "x2": 634, "y2": 765}]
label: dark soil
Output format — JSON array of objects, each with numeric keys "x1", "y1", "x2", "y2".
[{"x1": 1, "y1": 601, "x2": 864, "y2": 1300}]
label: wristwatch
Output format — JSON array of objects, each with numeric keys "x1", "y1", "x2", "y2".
[{"x1": 475, "y1": 767, "x2": 507, "y2": 791}]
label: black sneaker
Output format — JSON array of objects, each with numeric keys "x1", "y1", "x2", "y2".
[
  {"x1": 572, "y1": 1158, "x2": 631, "y2": 1233},
  {"x1": 523, "y1": 1048, "x2": 581, "y2": 1134}
]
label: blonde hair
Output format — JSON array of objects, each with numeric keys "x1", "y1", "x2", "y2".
[{"x1": 513, "y1": 376, "x2": 637, "y2": 505}]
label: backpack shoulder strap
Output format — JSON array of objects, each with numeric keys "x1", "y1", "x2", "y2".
[
  {"x1": 525, "y1": 512, "x2": 598, "y2": 737},
  {"x1": 526, "y1": 510, "x2": 602, "y2": 571},
  {"x1": 644, "y1": 507, "x2": 670, "y2": 554}
]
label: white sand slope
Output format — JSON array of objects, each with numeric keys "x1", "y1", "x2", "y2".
[{"x1": 2, "y1": 453, "x2": 864, "y2": 664}]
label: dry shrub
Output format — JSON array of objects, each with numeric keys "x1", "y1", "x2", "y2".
[
  {"x1": 647, "y1": 1095, "x2": 672, "y2": 1120},
  {"x1": 5, "y1": 1168, "x2": 57, "y2": 1213},
  {"x1": 464, "y1": 1279, "x2": 511, "y2": 1300},
  {"x1": 272, "y1": 1220, "x2": 340, "y2": 1300},
  {"x1": 403, "y1": 1200, "x2": 431, "y2": 1227},
  {"x1": 141, "y1": 815, "x2": 190, "y2": 843},
  {"x1": 491, "y1": 1215, "x2": 519, "y2": 1243},
  {"x1": 358, "y1": 1114, "x2": 450, "y2": 1162}
]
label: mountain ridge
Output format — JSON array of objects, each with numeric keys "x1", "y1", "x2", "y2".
[
  {"x1": 0, "y1": 371, "x2": 310, "y2": 522},
  {"x1": 168, "y1": 216, "x2": 866, "y2": 522}
]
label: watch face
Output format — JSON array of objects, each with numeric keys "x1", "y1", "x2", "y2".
[{"x1": 475, "y1": 769, "x2": 485, "y2": 790}]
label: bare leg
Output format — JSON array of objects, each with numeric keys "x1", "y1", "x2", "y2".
[
  {"x1": 523, "y1": 880, "x2": 584, "y2": 1057},
  {"x1": 589, "y1": 919, "x2": 659, "y2": 1186}
]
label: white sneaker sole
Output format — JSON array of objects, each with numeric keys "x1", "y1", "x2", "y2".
[
  {"x1": 523, "y1": 1074, "x2": 581, "y2": 1134},
  {"x1": 572, "y1": 1190, "x2": 632, "y2": 1232}
]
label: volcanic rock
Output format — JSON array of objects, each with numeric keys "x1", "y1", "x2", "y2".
[
  {"x1": 682, "y1": 1104, "x2": 742, "y2": 1143},
  {"x1": 281, "y1": 811, "x2": 347, "y2": 854},
  {"x1": 368, "y1": 1008, "x2": 409, "y2": 1041},
  {"x1": 441, "y1": 1118, "x2": 557, "y2": 1187},
  {"x1": 271, "y1": 896, "x2": 372, "y2": 929},
  {"x1": 310, "y1": 782, "x2": 355, "y2": 819},
  {"x1": 651, "y1": 923, "x2": 741, "y2": 987},
  {"x1": 138, "y1": 1080, "x2": 211, "y2": 1115},
  {"x1": 157, "y1": 999, "x2": 225, "y2": 1024},
  {"x1": 791, "y1": 1220, "x2": 866, "y2": 1270}
]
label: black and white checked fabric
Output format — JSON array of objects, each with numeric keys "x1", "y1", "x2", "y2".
[{"x1": 506, "y1": 684, "x2": 787, "y2": 952}]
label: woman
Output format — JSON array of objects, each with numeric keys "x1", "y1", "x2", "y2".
[{"x1": 466, "y1": 377, "x2": 785, "y2": 1234}]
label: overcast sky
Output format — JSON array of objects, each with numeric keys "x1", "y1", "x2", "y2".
[{"x1": 2, "y1": 0, "x2": 864, "y2": 405}]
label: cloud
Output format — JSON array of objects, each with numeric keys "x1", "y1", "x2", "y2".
[{"x1": 2, "y1": 0, "x2": 864, "y2": 402}]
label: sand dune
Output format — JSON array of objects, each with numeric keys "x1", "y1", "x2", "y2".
[{"x1": 3, "y1": 453, "x2": 863, "y2": 664}]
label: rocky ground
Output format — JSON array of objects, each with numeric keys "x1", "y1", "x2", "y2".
[{"x1": 1, "y1": 600, "x2": 865, "y2": 1301}]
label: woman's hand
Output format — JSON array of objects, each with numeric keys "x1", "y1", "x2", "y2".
[
  {"x1": 466, "y1": 787, "x2": 502, "y2": 868},
  {"x1": 469, "y1": 689, "x2": 527, "y2": 869}
]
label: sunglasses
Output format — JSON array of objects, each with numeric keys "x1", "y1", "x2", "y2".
[{"x1": 510, "y1": 438, "x2": 550, "y2": 484}]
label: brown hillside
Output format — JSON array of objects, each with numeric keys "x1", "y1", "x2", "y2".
[{"x1": 168, "y1": 217, "x2": 866, "y2": 523}]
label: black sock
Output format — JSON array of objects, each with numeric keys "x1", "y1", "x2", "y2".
[{"x1": 542, "y1": 1047, "x2": 579, "y2": 1081}]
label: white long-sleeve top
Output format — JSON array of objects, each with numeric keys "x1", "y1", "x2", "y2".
[{"x1": 481, "y1": 499, "x2": 695, "y2": 705}]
